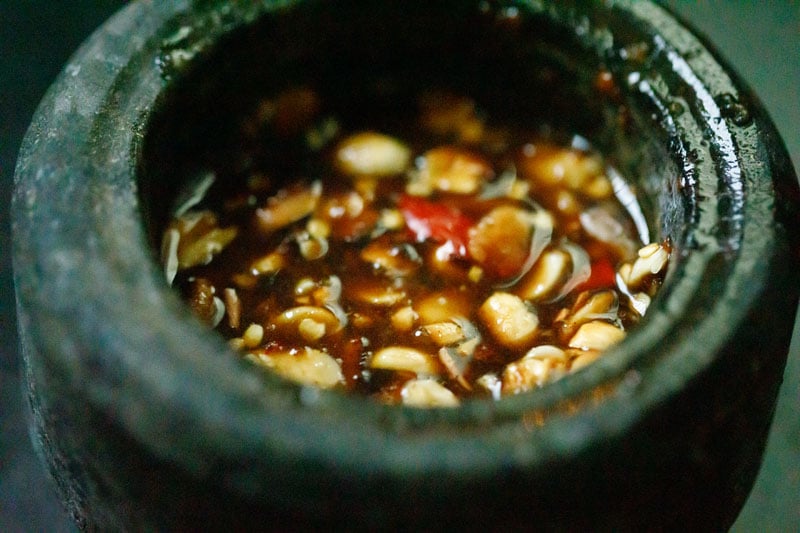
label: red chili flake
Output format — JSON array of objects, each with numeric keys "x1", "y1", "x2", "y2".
[
  {"x1": 398, "y1": 194, "x2": 473, "y2": 257},
  {"x1": 577, "y1": 258, "x2": 617, "y2": 292}
]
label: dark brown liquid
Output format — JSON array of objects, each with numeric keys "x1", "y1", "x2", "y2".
[{"x1": 166, "y1": 87, "x2": 667, "y2": 405}]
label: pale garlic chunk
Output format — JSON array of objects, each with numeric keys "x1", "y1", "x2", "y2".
[
  {"x1": 250, "y1": 251, "x2": 286, "y2": 275},
  {"x1": 557, "y1": 290, "x2": 619, "y2": 341},
  {"x1": 415, "y1": 146, "x2": 493, "y2": 194},
  {"x1": 436, "y1": 318, "x2": 481, "y2": 389},
  {"x1": 404, "y1": 171, "x2": 434, "y2": 197},
  {"x1": 370, "y1": 346, "x2": 440, "y2": 375},
  {"x1": 210, "y1": 297, "x2": 226, "y2": 329},
  {"x1": 273, "y1": 306, "x2": 342, "y2": 337},
  {"x1": 468, "y1": 265, "x2": 483, "y2": 283},
  {"x1": 255, "y1": 181, "x2": 321, "y2": 234},
  {"x1": 438, "y1": 346, "x2": 473, "y2": 390},
  {"x1": 172, "y1": 213, "x2": 238, "y2": 270},
  {"x1": 401, "y1": 378, "x2": 460, "y2": 408},
  {"x1": 629, "y1": 292, "x2": 652, "y2": 316},
  {"x1": 425, "y1": 246, "x2": 472, "y2": 283},
  {"x1": 524, "y1": 344, "x2": 569, "y2": 362},
  {"x1": 187, "y1": 278, "x2": 222, "y2": 325},
  {"x1": 614, "y1": 271, "x2": 653, "y2": 317},
  {"x1": 231, "y1": 272, "x2": 258, "y2": 290},
  {"x1": 521, "y1": 145, "x2": 607, "y2": 193},
  {"x1": 315, "y1": 275, "x2": 344, "y2": 308},
  {"x1": 570, "y1": 350, "x2": 601, "y2": 372},
  {"x1": 320, "y1": 190, "x2": 366, "y2": 219},
  {"x1": 475, "y1": 373, "x2": 503, "y2": 400},
  {"x1": 293, "y1": 276, "x2": 345, "y2": 308},
  {"x1": 414, "y1": 290, "x2": 472, "y2": 325},
  {"x1": 306, "y1": 217, "x2": 331, "y2": 239},
  {"x1": 501, "y1": 345, "x2": 569, "y2": 394},
  {"x1": 223, "y1": 288, "x2": 241, "y2": 330},
  {"x1": 568, "y1": 321, "x2": 625, "y2": 351},
  {"x1": 554, "y1": 189, "x2": 581, "y2": 216},
  {"x1": 502, "y1": 355, "x2": 566, "y2": 394},
  {"x1": 378, "y1": 208, "x2": 405, "y2": 231},
  {"x1": 335, "y1": 132, "x2": 411, "y2": 177},
  {"x1": 583, "y1": 174, "x2": 613, "y2": 199},
  {"x1": 298, "y1": 318, "x2": 327, "y2": 342},
  {"x1": 294, "y1": 277, "x2": 317, "y2": 304},
  {"x1": 478, "y1": 292, "x2": 539, "y2": 349},
  {"x1": 515, "y1": 248, "x2": 571, "y2": 301},
  {"x1": 468, "y1": 205, "x2": 552, "y2": 281},
  {"x1": 242, "y1": 323, "x2": 264, "y2": 348},
  {"x1": 349, "y1": 282, "x2": 407, "y2": 307},
  {"x1": 250, "y1": 347, "x2": 344, "y2": 389},
  {"x1": 423, "y1": 321, "x2": 466, "y2": 346},
  {"x1": 351, "y1": 313, "x2": 374, "y2": 329},
  {"x1": 296, "y1": 231, "x2": 329, "y2": 260},
  {"x1": 360, "y1": 239, "x2": 420, "y2": 276},
  {"x1": 571, "y1": 290, "x2": 618, "y2": 320},
  {"x1": 508, "y1": 178, "x2": 531, "y2": 201},
  {"x1": 621, "y1": 242, "x2": 670, "y2": 289},
  {"x1": 391, "y1": 306, "x2": 417, "y2": 332}
]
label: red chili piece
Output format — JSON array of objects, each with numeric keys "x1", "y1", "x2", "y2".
[
  {"x1": 577, "y1": 258, "x2": 617, "y2": 292},
  {"x1": 398, "y1": 194, "x2": 473, "y2": 257}
]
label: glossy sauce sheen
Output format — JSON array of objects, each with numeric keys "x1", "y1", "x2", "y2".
[{"x1": 163, "y1": 88, "x2": 668, "y2": 407}]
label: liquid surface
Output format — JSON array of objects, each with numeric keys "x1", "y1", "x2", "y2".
[{"x1": 162, "y1": 87, "x2": 669, "y2": 407}]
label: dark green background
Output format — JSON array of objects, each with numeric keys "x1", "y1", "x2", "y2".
[{"x1": 1, "y1": 1, "x2": 797, "y2": 530}]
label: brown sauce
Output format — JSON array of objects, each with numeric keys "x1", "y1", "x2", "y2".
[{"x1": 161, "y1": 87, "x2": 669, "y2": 407}]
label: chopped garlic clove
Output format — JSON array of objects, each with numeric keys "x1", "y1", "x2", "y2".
[
  {"x1": 255, "y1": 182, "x2": 321, "y2": 234},
  {"x1": 251, "y1": 348, "x2": 344, "y2": 389},
  {"x1": 250, "y1": 251, "x2": 286, "y2": 275},
  {"x1": 479, "y1": 292, "x2": 539, "y2": 349},
  {"x1": 401, "y1": 378, "x2": 460, "y2": 408},
  {"x1": 570, "y1": 350, "x2": 601, "y2": 372},
  {"x1": 391, "y1": 306, "x2": 417, "y2": 332},
  {"x1": 502, "y1": 356, "x2": 565, "y2": 393},
  {"x1": 423, "y1": 321, "x2": 466, "y2": 346},
  {"x1": 274, "y1": 306, "x2": 342, "y2": 335},
  {"x1": 242, "y1": 323, "x2": 264, "y2": 348},
  {"x1": 515, "y1": 248, "x2": 570, "y2": 301},
  {"x1": 568, "y1": 321, "x2": 625, "y2": 351},
  {"x1": 415, "y1": 146, "x2": 493, "y2": 194},
  {"x1": 370, "y1": 346, "x2": 440, "y2": 375},
  {"x1": 335, "y1": 132, "x2": 411, "y2": 177},
  {"x1": 415, "y1": 290, "x2": 472, "y2": 325}
]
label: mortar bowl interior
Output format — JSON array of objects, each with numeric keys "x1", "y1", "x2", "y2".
[{"x1": 12, "y1": 1, "x2": 799, "y2": 530}]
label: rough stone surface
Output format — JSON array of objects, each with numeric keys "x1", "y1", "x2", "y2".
[{"x1": 8, "y1": 1, "x2": 800, "y2": 530}]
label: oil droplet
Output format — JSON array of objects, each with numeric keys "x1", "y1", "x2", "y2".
[{"x1": 714, "y1": 93, "x2": 752, "y2": 127}]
